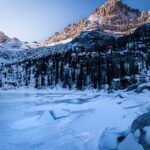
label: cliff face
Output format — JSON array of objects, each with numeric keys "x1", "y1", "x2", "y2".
[{"x1": 44, "y1": 0, "x2": 150, "y2": 45}]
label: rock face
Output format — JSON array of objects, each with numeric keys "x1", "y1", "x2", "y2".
[
  {"x1": 0, "y1": 31, "x2": 9, "y2": 43},
  {"x1": 45, "y1": 0, "x2": 150, "y2": 45}
]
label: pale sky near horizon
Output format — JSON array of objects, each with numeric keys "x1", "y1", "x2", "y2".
[{"x1": 0, "y1": 0, "x2": 149, "y2": 42}]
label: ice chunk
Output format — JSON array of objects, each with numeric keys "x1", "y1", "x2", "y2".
[
  {"x1": 118, "y1": 133, "x2": 144, "y2": 150},
  {"x1": 75, "y1": 132, "x2": 91, "y2": 142},
  {"x1": 38, "y1": 111, "x2": 54, "y2": 124},
  {"x1": 50, "y1": 109, "x2": 70, "y2": 120},
  {"x1": 11, "y1": 111, "x2": 54, "y2": 130},
  {"x1": 11, "y1": 116, "x2": 39, "y2": 130},
  {"x1": 100, "y1": 130, "x2": 118, "y2": 150},
  {"x1": 134, "y1": 129, "x2": 140, "y2": 141},
  {"x1": 144, "y1": 126, "x2": 150, "y2": 144}
]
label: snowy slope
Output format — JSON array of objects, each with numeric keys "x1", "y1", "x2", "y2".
[{"x1": 0, "y1": 38, "x2": 30, "y2": 51}]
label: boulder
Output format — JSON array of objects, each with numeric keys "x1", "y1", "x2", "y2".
[{"x1": 135, "y1": 86, "x2": 150, "y2": 93}]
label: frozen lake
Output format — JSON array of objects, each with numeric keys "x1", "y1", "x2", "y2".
[{"x1": 0, "y1": 89, "x2": 149, "y2": 150}]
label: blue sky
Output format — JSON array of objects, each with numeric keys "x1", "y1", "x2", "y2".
[{"x1": 0, "y1": 0, "x2": 149, "y2": 42}]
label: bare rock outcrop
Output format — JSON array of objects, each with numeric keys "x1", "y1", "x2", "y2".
[{"x1": 0, "y1": 31, "x2": 9, "y2": 43}]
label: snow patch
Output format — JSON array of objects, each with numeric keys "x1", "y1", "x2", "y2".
[
  {"x1": 118, "y1": 133, "x2": 144, "y2": 150},
  {"x1": 46, "y1": 38, "x2": 73, "y2": 46}
]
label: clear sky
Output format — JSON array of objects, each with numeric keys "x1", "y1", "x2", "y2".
[{"x1": 0, "y1": 0, "x2": 149, "y2": 42}]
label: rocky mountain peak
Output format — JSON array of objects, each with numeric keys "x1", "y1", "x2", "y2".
[
  {"x1": 106, "y1": 0, "x2": 122, "y2": 6},
  {"x1": 92, "y1": 0, "x2": 140, "y2": 24},
  {"x1": 44, "y1": 0, "x2": 150, "y2": 45},
  {"x1": 108, "y1": 0, "x2": 121, "y2": 2}
]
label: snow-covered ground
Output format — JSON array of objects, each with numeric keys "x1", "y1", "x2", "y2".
[{"x1": 0, "y1": 88, "x2": 150, "y2": 150}]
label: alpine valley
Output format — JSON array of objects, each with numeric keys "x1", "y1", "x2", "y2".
[
  {"x1": 1, "y1": 1, "x2": 150, "y2": 150},
  {"x1": 0, "y1": 0, "x2": 150, "y2": 90}
]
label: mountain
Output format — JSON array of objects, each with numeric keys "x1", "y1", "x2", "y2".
[
  {"x1": 0, "y1": 22, "x2": 149, "y2": 89},
  {"x1": 0, "y1": 31, "x2": 31, "y2": 52},
  {"x1": 44, "y1": 0, "x2": 150, "y2": 45},
  {"x1": 0, "y1": 0, "x2": 149, "y2": 90},
  {"x1": 0, "y1": 31, "x2": 9, "y2": 43}
]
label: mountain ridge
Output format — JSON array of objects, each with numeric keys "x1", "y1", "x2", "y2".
[{"x1": 44, "y1": 0, "x2": 150, "y2": 45}]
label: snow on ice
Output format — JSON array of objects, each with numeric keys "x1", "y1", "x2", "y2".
[{"x1": 0, "y1": 87, "x2": 150, "y2": 150}]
